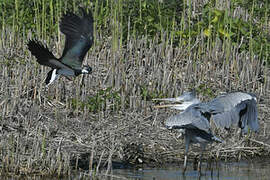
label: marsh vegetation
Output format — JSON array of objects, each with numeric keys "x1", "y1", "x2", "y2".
[{"x1": 0, "y1": 0, "x2": 270, "y2": 179}]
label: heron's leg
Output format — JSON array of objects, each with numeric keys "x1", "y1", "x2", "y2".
[
  {"x1": 238, "y1": 129, "x2": 243, "y2": 140},
  {"x1": 198, "y1": 143, "x2": 206, "y2": 174},
  {"x1": 183, "y1": 153, "x2": 188, "y2": 174},
  {"x1": 183, "y1": 136, "x2": 190, "y2": 175}
]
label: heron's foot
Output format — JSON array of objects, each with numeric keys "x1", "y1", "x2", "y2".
[
  {"x1": 206, "y1": 157, "x2": 212, "y2": 170},
  {"x1": 183, "y1": 154, "x2": 188, "y2": 175},
  {"x1": 182, "y1": 166, "x2": 187, "y2": 175},
  {"x1": 193, "y1": 156, "x2": 198, "y2": 170},
  {"x1": 197, "y1": 161, "x2": 201, "y2": 173}
]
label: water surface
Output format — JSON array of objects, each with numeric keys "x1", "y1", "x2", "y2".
[
  {"x1": 112, "y1": 160, "x2": 270, "y2": 180},
  {"x1": 2, "y1": 160, "x2": 269, "y2": 180}
]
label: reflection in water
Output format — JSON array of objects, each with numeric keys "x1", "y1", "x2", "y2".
[
  {"x1": 112, "y1": 160, "x2": 270, "y2": 180},
  {"x1": 2, "y1": 160, "x2": 269, "y2": 180}
]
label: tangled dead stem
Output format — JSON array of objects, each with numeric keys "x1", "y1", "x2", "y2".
[{"x1": 0, "y1": 31, "x2": 270, "y2": 178}]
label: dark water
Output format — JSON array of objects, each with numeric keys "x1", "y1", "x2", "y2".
[
  {"x1": 111, "y1": 160, "x2": 270, "y2": 180},
  {"x1": 2, "y1": 160, "x2": 269, "y2": 180}
]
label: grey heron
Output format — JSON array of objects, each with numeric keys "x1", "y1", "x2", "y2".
[
  {"x1": 27, "y1": 7, "x2": 94, "y2": 86},
  {"x1": 155, "y1": 90, "x2": 259, "y2": 174}
]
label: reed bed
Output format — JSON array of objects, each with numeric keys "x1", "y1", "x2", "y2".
[{"x1": 0, "y1": 0, "x2": 270, "y2": 178}]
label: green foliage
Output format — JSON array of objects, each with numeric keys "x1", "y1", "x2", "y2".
[
  {"x1": 70, "y1": 87, "x2": 121, "y2": 113},
  {"x1": 140, "y1": 85, "x2": 165, "y2": 101},
  {"x1": 176, "y1": 0, "x2": 270, "y2": 63},
  {"x1": 1, "y1": 0, "x2": 56, "y2": 37},
  {"x1": 1, "y1": 0, "x2": 270, "y2": 63},
  {"x1": 0, "y1": 0, "x2": 92, "y2": 39},
  {"x1": 1, "y1": 0, "x2": 33, "y2": 30},
  {"x1": 196, "y1": 84, "x2": 215, "y2": 99},
  {"x1": 121, "y1": 0, "x2": 182, "y2": 40},
  {"x1": 93, "y1": 0, "x2": 112, "y2": 37},
  {"x1": 93, "y1": 0, "x2": 183, "y2": 44}
]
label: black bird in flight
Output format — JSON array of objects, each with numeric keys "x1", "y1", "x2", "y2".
[{"x1": 27, "y1": 7, "x2": 94, "y2": 86}]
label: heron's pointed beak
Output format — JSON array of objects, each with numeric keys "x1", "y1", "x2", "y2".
[
  {"x1": 154, "y1": 101, "x2": 194, "y2": 110},
  {"x1": 152, "y1": 97, "x2": 184, "y2": 103},
  {"x1": 153, "y1": 104, "x2": 180, "y2": 109}
]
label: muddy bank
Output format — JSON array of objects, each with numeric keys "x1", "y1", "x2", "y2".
[{"x1": 1, "y1": 98, "x2": 270, "y2": 177}]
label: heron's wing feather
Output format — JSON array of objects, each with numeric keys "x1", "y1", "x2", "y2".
[
  {"x1": 60, "y1": 8, "x2": 94, "y2": 69},
  {"x1": 165, "y1": 106, "x2": 210, "y2": 133},
  {"x1": 241, "y1": 99, "x2": 259, "y2": 133},
  {"x1": 211, "y1": 105, "x2": 241, "y2": 129},
  {"x1": 208, "y1": 92, "x2": 258, "y2": 131},
  {"x1": 248, "y1": 99, "x2": 259, "y2": 131}
]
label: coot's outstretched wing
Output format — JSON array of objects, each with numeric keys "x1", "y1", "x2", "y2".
[{"x1": 60, "y1": 8, "x2": 94, "y2": 69}]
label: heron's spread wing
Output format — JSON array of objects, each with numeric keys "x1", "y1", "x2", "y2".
[
  {"x1": 241, "y1": 98, "x2": 259, "y2": 133},
  {"x1": 165, "y1": 105, "x2": 211, "y2": 133},
  {"x1": 27, "y1": 40, "x2": 70, "y2": 69},
  {"x1": 208, "y1": 92, "x2": 258, "y2": 131},
  {"x1": 60, "y1": 8, "x2": 94, "y2": 69}
]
